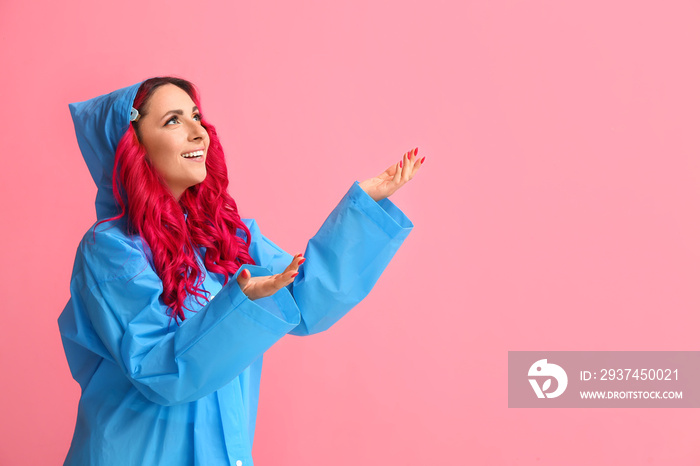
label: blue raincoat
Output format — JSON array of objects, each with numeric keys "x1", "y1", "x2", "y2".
[{"x1": 58, "y1": 82, "x2": 413, "y2": 465}]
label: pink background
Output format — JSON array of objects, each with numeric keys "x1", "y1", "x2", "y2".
[{"x1": 1, "y1": 1, "x2": 699, "y2": 464}]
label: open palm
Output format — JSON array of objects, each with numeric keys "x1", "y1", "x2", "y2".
[
  {"x1": 236, "y1": 254, "x2": 305, "y2": 300},
  {"x1": 359, "y1": 147, "x2": 425, "y2": 201}
]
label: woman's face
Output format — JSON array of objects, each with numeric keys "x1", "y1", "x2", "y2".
[{"x1": 137, "y1": 83, "x2": 209, "y2": 199}]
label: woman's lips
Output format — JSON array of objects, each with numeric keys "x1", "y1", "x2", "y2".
[{"x1": 181, "y1": 149, "x2": 205, "y2": 160}]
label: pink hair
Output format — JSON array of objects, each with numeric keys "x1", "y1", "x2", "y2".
[{"x1": 104, "y1": 77, "x2": 254, "y2": 323}]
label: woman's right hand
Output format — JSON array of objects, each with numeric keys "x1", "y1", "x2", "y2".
[{"x1": 236, "y1": 254, "x2": 305, "y2": 300}]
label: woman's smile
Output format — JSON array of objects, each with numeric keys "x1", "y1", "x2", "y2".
[{"x1": 181, "y1": 148, "x2": 205, "y2": 159}]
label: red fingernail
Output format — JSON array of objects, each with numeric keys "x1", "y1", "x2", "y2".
[
  {"x1": 399, "y1": 160, "x2": 403, "y2": 168},
  {"x1": 298, "y1": 258, "x2": 306, "y2": 265},
  {"x1": 421, "y1": 156, "x2": 425, "y2": 164},
  {"x1": 291, "y1": 272, "x2": 299, "y2": 278},
  {"x1": 415, "y1": 147, "x2": 419, "y2": 156}
]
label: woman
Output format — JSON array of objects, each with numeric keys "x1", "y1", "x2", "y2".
[{"x1": 59, "y1": 77, "x2": 423, "y2": 465}]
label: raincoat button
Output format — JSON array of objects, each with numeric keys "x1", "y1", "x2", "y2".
[{"x1": 236, "y1": 461, "x2": 242, "y2": 466}]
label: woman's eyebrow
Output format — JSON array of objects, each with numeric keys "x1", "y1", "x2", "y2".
[{"x1": 161, "y1": 106, "x2": 199, "y2": 120}]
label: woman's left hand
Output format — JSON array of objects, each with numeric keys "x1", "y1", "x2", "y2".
[{"x1": 358, "y1": 147, "x2": 425, "y2": 202}]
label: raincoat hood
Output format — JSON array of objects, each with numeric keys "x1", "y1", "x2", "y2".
[{"x1": 69, "y1": 82, "x2": 142, "y2": 220}]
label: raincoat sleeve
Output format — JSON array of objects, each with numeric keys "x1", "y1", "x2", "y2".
[
  {"x1": 246, "y1": 181, "x2": 413, "y2": 336},
  {"x1": 67, "y1": 224, "x2": 302, "y2": 407}
]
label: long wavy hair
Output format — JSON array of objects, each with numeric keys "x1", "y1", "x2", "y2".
[{"x1": 105, "y1": 77, "x2": 254, "y2": 323}]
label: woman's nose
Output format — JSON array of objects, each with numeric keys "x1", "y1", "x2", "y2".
[{"x1": 188, "y1": 121, "x2": 207, "y2": 141}]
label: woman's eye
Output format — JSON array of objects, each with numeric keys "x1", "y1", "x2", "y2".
[{"x1": 164, "y1": 114, "x2": 201, "y2": 126}]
